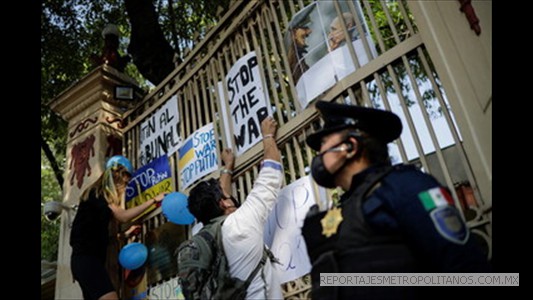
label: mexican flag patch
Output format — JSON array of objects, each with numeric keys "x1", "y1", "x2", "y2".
[
  {"x1": 418, "y1": 187, "x2": 469, "y2": 244},
  {"x1": 418, "y1": 187, "x2": 454, "y2": 211}
]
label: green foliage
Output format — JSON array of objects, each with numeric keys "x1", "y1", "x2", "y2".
[
  {"x1": 41, "y1": 149, "x2": 63, "y2": 262},
  {"x1": 41, "y1": 0, "x2": 232, "y2": 261},
  {"x1": 361, "y1": 0, "x2": 441, "y2": 118}
]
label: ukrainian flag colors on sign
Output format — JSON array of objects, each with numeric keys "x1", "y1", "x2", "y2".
[
  {"x1": 178, "y1": 138, "x2": 194, "y2": 170},
  {"x1": 125, "y1": 155, "x2": 173, "y2": 221},
  {"x1": 178, "y1": 123, "x2": 218, "y2": 189}
]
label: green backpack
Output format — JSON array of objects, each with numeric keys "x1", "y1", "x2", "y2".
[{"x1": 176, "y1": 215, "x2": 269, "y2": 300}]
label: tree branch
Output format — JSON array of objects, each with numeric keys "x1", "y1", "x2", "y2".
[{"x1": 41, "y1": 135, "x2": 64, "y2": 190}]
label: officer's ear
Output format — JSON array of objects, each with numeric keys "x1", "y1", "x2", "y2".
[{"x1": 344, "y1": 137, "x2": 358, "y2": 159}]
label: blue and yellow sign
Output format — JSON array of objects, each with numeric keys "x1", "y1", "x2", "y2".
[{"x1": 126, "y1": 155, "x2": 173, "y2": 221}]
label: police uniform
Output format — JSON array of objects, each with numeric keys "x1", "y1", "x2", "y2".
[{"x1": 302, "y1": 101, "x2": 491, "y2": 299}]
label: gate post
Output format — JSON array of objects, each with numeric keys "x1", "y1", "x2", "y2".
[{"x1": 49, "y1": 65, "x2": 143, "y2": 299}]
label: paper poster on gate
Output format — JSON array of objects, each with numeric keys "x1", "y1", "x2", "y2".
[
  {"x1": 178, "y1": 123, "x2": 218, "y2": 189},
  {"x1": 139, "y1": 95, "x2": 182, "y2": 166},
  {"x1": 224, "y1": 51, "x2": 271, "y2": 156},
  {"x1": 125, "y1": 155, "x2": 173, "y2": 221},
  {"x1": 285, "y1": 1, "x2": 377, "y2": 109},
  {"x1": 264, "y1": 176, "x2": 316, "y2": 284}
]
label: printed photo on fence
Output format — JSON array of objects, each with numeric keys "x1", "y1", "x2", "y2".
[
  {"x1": 178, "y1": 123, "x2": 218, "y2": 189},
  {"x1": 223, "y1": 51, "x2": 271, "y2": 156},
  {"x1": 125, "y1": 155, "x2": 173, "y2": 221},
  {"x1": 264, "y1": 176, "x2": 325, "y2": 283},
  {"x1": 139, "y1": 95, "x2": 182, "y2": 166},
  {"x1": 285, "y1": 0, "x2": 377, "y2": 109}
]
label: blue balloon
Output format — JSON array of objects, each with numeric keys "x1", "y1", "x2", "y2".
[
  {"x1": 119, "y1": 242, "x2": 148, "y2": 270},
  {"x1": 162, "y1": 192, "x2": 195, "y2": 225}
]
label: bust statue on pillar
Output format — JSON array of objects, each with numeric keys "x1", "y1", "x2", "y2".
[{"x1": 91, "y1": 24, "x2": 131, "y2": 72}]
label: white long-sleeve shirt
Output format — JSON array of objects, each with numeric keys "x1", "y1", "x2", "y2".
[{"x1": 221, "y1": 159, "x2": 284, "y2": 299}]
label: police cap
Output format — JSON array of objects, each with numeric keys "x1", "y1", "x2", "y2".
[{"x1": 306, "y1": 100, "x2": 402, "y2": 151}]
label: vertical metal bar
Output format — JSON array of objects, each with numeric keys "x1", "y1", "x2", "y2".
[
  {"x1": 292, "y1": 136, "x2": 306, "y2": 177},
  {"x1": 191, "y1": 75, "x2": 203, "y2": 129},
  {"x1": 380, "y1": 0, "x2": 402, "y2": 44},
  {"x1": 276, "y1": 0, "x2": 290, "y2": 32},
  {"x1": 268, "y1": 0, "x2": 300, "y2": 112},
  {"x1": 417, "y1": 47, "x2": 485, "y2": 207},
  {"x1": 216, "y1": 52, "x2": 238, "y2": 152},
  {"x1": 399, "y1": 52, "x2": 464, "y2": 216},
  {"x1": 362, "y1": 0, "x2": 387, "y2": 53},
  {"x1": 255, "y1": 10, "x2": 285, "y2": 123},
  {"x1": 199, "y1": 70, "x2": 210, "y2": 125},
  {"x1": 385, "y1": 63, "x2": 430, "y2": 172},
  {"x1": 288, "y1": 0, "x2": 297, "y2": 16},
  {"x1": 245, "y1": 170, "x2": 253, "y2": 201},
  {"x1": 189, "y1": 80, "x2": 199, "y2": 131},
  {"x1": 285, "y1": 142, "x2": 297, "y2": 183},
  {"x1": 348, "y1": 0, "x2": 376, "y2": 60},
  {"x1": 262, "y1": 6, "x2": 296, "y2": 120},
  {"x1": 332, "y1": 0, "x2": 374, "y2": 110},
  {"x1": 238, "y1": 175, "x2": 245, "y2": 205},
  {"x1": 333, "y1": 0, "x2": 362, "y2": 68},
  {"x1": 397, "y1": 0, "x2": 416, "y2": 35},
  {"x1": 183, "y1": 85, "x2": 191, "y2": 137},
  {"x1": 373, "y1": 73, "x2": 409, "y2": 163}
]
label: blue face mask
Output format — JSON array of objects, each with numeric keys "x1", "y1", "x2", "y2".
[{"x1": 310, "y1": 141, "x2": 353, "y2": 188}]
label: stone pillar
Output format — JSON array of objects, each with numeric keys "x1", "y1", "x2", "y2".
[{"x1": 49, "y1": 65, "x2": 143, "y2": 299}]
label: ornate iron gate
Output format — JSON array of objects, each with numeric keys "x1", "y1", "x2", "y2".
[{"x1": 121, "y1": 1, "x2": 491, "y2": 298}]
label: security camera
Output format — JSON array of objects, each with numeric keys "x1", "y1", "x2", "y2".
[
  {"x1": 44, "y1": 202, "x2": 63, "y2": 221},
  {"x1": 43, "y1": 201, "x2": 78, "y2": 222}
]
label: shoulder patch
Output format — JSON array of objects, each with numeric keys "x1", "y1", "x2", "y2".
[
  {"x1": 418, "y1": 187, "x2": 454, "y2": 211},
  {"x1": 430, "y1": 206, "x2": 469, "y2": 245}
]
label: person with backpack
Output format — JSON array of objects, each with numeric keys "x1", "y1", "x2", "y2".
[{"x1": 177, "y1": 116, "x2": 284, "y2": 299}]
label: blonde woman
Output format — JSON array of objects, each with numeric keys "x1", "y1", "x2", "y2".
[{"x1": 70, "y1": 155, "x2": 165, "y2": 300}]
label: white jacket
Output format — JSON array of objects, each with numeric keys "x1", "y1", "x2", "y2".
[{"x1": 222, "y1": 159, "x2": 284, "y2": 299}]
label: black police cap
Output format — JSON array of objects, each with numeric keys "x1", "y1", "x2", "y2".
[{"x1": 306, "y1": 101, "x2": 402, "y2": 151}]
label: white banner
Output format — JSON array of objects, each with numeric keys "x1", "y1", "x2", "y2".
[
  {"x1": 264, "y1": 176, "x2": 316, "y2": 284},
  {"x1": 178, "y1": 123, "x2": 218, "y2": 189},
  {"x1": 149, "y1": 277, "x2": 185, "y2": 299},
  {"x1": 225, "y1": 51, "x2": 270, "y2": 156},
  {"x1": 139, "y1": 95, "x2": 181, "y2": 166}
]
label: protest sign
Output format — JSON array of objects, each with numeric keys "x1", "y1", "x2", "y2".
[
  {"x1": 264, "y1": 176, "x2": 318, "y2": 283},
  {"x1": 125, "y1": 155, "x2": 173, "y2": 221},
  {"x1": 178, "y1": 123, "x2": 218, "y2": 189},
  {"x1": 139, "y1": 95, "x2": 181, "y2": 166},
  {"x1": 225, "y1": 51, "x2": 270, "y2": 156}
]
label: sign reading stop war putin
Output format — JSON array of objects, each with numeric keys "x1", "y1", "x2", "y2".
[
  {"x1": 125, "y1": 155, "x2": 173, "y2": 221},
  {"x1": 139, "y1": 96, "x2": 181, "y2": 166},
  {"x1": 178, "y1": 123, "x2": 218, "y2": 189},
  {"x1": 225, "y1": 51, "x2": 270, "y2": 156}
]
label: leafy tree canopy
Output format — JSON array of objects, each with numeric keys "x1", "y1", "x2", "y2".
[{"x1": 41, "y1": 0, "x2": 231, "y2": 260}]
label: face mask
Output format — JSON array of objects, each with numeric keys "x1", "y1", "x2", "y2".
[{"x1": 311, "y1": 141, "x2": 352, "y2": 188}]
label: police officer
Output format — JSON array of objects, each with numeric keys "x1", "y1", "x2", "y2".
[{"x1": 302, "y1": 100, "x2": 491, "y2": 299}]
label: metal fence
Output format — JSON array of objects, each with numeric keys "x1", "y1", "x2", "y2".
[{"x1": 121, "y1": 0, "x2": 491, "y2": 298}]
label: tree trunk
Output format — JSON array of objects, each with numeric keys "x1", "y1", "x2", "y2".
[
  {"x1": 41, "y1": 135, "x2": 64, "y2": 190},
  {"x1": 125, "y1": 0, "x2": 176, "y2": 85}
]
